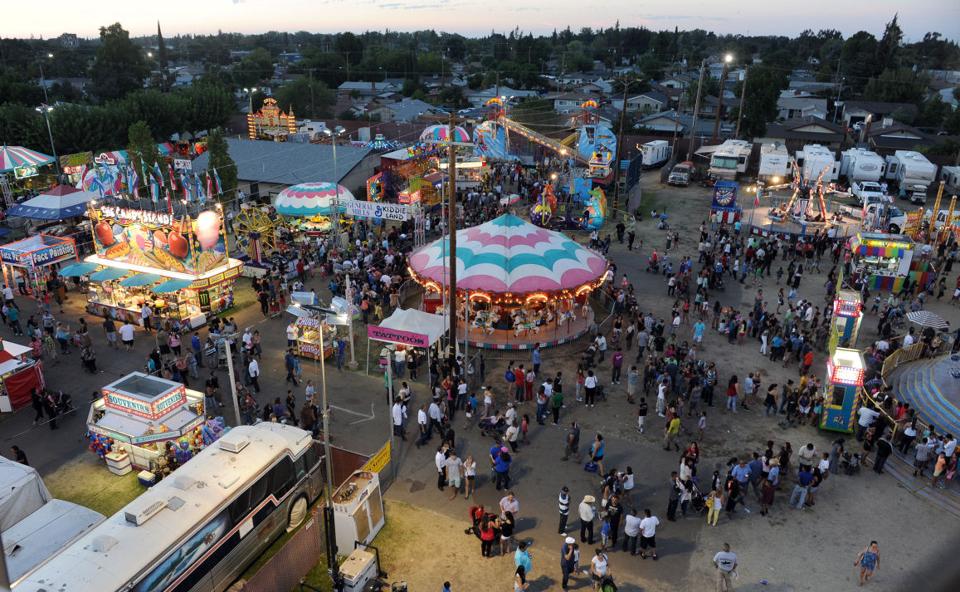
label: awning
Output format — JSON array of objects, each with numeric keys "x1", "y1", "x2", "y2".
[
  {"x1": 151, "y1": 279, "x2": 193, "y2": 294},
  {"x1": 89, "y1": 268, "x2": 129, "y2": 282},
  {"x1": 694, "y1": 144, "x2": 724, "y2": 157},
  {"x1": 6, "y1": 185, "x2": 96, "y2": 221},
  {"x1": 373, "y1": 308, "x2": 447, "y2": 347},
  {"x1": 119, "y1": 273, "x2": 163, "y2": 287},
  {"x1": 58, "y1": 262, "x2": 99, "y2": 277}
]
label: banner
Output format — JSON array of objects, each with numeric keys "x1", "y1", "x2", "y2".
[
  {"x1": 346, "y1": 200, "x2": 410, "y2": 221},
  {"x1": 367, "y1": 324, "x2": 429, "y2": 348}
]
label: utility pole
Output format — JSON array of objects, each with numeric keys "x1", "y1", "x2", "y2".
[
  {"x1": 712, "y1": 55, "x2": 732, "y2": 143},
  {"x1": 686, "y1": 60, "x2": 706, "y2": 161},
  {"x1": 735, "y1": 66, "x2": 749, "y2": 139},
  {"x1": 612, "y1": 77, "x2": 632, "y2": 210},
  {"x1": 447, "y1": 113, "x2": 458, "y2": 364}
]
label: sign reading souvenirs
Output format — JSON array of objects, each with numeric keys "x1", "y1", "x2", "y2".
[{"x1": 90, "y1": 206, "x2": 228, "y2": 275}]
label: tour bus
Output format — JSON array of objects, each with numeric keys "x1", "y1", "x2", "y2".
[{"x1": 17, "y1": 423, "x2": 324, "y2": 592}]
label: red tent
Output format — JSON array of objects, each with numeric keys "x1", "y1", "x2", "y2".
[{"x1": 0, "y1": 349, "x2": 44, "y2": 411}]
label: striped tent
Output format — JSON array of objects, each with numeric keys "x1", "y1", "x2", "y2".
[{"x1": 0, "y1": 145, "x2": 55, "y2": 173}]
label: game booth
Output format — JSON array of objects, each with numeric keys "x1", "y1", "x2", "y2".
[
  {"x1": 848, "y1": 232, "x2": 935, "y2": 293},
  {"x1": 0, "y1": 340, "x2": 45, "y2": 413},
  {"x1": 819, "y1": 347, "x2": 865, "y2": 433},
  {"x1": 82, "y1": 205, "x2": 242, "y2": 329},
  {"x1": 0, "y1": 234, "x2": 78, "y2": 296},
  {"x1": 408, "y1": 214, "x2": 609, "y2": 350},
  {"x1": 711, "y1": 180, "x2": 742, "y2": 224},
  {"x1": 85, "y1": 372, "x2": 217, "y2": 476}
]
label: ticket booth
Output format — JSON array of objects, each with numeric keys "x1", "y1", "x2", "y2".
[
  {"x1": 829, "y1": 290, "x2": 863, "y2": 352},
  {"x1": 819, "y1": 348, "x2": 865, "y2": 433}
]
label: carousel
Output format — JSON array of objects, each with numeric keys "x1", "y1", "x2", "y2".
[
  {"x1": 273, "y1": 182, "x2": 356, "y2": 235},
  {"x1": 408, "y1": 213, "x2": 609, "y2": 350}
]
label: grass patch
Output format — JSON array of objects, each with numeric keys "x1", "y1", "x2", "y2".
[
  {"x1": 636, "y1": 188, "x2": 662, "y2": 217},
  {"x1": 45, "y1": 454, "x2": 145, "y2": 516},
  {"x1": 298, "y1": 562, "x2": 335, "y2": 592}
]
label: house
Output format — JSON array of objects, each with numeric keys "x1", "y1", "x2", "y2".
[
  {"x1": 842, "y1": 101, "x2": 919, "y2": 127},
  {"x1": 544, "y1": 93, "x2": 597, "y2": 114},
  {"x1": 633, "y1": 110, "x2": 734, "y2": 138},
  {"x1": 40, "y1": 77, "x2": 88, "y2": 95},
  {"x1": 191, "y1": 138, "x2": 378, "y2": 201},
  {"x1": 624, "y1": 90, "x2": 669, "y2": 115},
  {"x1": 658, "y1": 74, "x2": 693, "y2": 90},
  {"x1": 369, "y1": 98, "x2": 448, "y2": 123},
  {"x1": 577, "y1": 81, "x2": 612, "y2": 94},
  {"x1": 465, "y1": 86, "x2": 539, "y2": 107},
  {"x1": 862, "y1": 120, "x2": 936, "y2": 153},
  {"x1": 277, "y1": 52, "x2": 303, "y2": 64},
  {"x1": 337, "y1": 81, "x2": 400, "y2": 98},
  {"x1": 762, "y1": 116, "x2": 846, "y2": 152},
  {"x1": 777, "y1": 92, "x2": 828, "y2": 120},
  {"x1": 57, "y1": 33, "x2": 79, "y2": 49},
  {"x1": 937, "y1": 87, "x2": 958, "y2": 110}
]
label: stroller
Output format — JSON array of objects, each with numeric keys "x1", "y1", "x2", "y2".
[
  {"x1": 689, "y1": 481, "x2": 707, "y2": 514},
  {"x1": 479, "y1": 414, "x2": 507, "y2": 439},
  {"x1": 598, "y1": 575, "x2": 618, "y2": 592},
  {"x1": 841, "y1": 452, "x2": 862, "y2": 475}
]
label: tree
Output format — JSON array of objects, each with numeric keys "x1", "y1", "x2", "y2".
[
  {"x1": 437, "y1": 86, "x2": 467, "y2": 109},
  {"x1": 206, "y1": 128, "x2": 236, "y2": 202},
  {"x1": 234, "y1": 48, "x2": 273, "y2": 88},
  {"x1": 126, "y1": 120, "x2": 160, "y2": 187},
  {"x1": 862, "y1": 67, "x2": 926, "y2": 104},
  {"x1": 839, "y1": 31, "x2": 879, "y2": 92},
  {"x1": 155, "y1": 21, "x2": 170, "y2": 91},
  {"x1": 89, "y1": 23, "x2": 149, "y2": 102},
  {"x1": 945, "y1": 108, "x2": 960, "y2": 136},
  {"x1": 875, "y1": 14, "x2": 903, "y2": 71},
  {"x1": 274, "y1": 77, "x2": 334, "y2": 119},
  {"x1": 730, "y1": 65, "x2": 787, "y2": 139}
]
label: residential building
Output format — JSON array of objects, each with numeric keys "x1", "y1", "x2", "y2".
[
  {"x1": 863, "y1": 120, "x2": 936, "y2": 154},
  {"x1": 623, "y1": 90, "x2": 669, "y2": 115},
  {"x1": 544, "y1": 93, "x2": 597, "y2": 114},
  {"x1": 191, "y1": 138, "x2": 378, "y2": 201},
  {"x1": 465, "y1": 86, "x2": 539, "y2": 107},
  {"x1": 937, "y1": 87, "x2": 958, "y2": 110},
  {"x1": 337, "y1": 81, "x2": 400, "y2": 98},
  {"x1": 368, "y1": 98, "x2": 448, "y2": 123},
  {"x1": 777, "y1": 92, "x2": 828, "y2": 120},
  {"x1": 761, "y1": 116, "x2": 846, "y2": 152},
  {"x1": 658, "y1": 74, "x2": 694, "y2": 90},
  {"x1": 841, "y1": 101, "x2": 919, "y2": 127},
  {"x1": 633, "y1": 110, "x2": 733, "y2": 138}
]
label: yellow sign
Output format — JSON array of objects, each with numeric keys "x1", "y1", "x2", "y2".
[{"x1": 362, "y1": 441, "x2": 391, "y2": 474}]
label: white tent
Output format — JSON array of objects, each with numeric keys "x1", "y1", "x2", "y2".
[
  {"x1": 376, "y1": 308, "x2": 446, "y2": 346},
  {"x1": 0, "y1": 455, "x2": 51, "y2": 530}
]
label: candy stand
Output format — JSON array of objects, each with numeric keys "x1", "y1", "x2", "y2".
[
  {"x1": 85, "y1": 372, "x2": 209, "y2": 474},
  {"x1": 83, "y1": 205, "x2": 242, "y2": 328},
  {"x1": 819, "y1": 348, "x2": 865, "y2": 434}
]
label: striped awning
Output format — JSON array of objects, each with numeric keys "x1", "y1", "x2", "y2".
[
  {"x1": 0, "y1": 145, "x2": 55, "y2": 173},
  {"x1": 906, "y1": 310, "x2": 950, "y2": 330}
]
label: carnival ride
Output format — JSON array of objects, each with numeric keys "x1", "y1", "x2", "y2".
[
  {"x1": 234, "y1": 206, "x2": 282, "y2": 263},
  {"x1": 768, "y1": 158, "x2": 837, "y2": 226},
  {"x1": 529, "y1": 184, "x2": 558, "y2": 226},
  {"x1": 408, "y1": 213, "x2": 608, "y2": 349},
  {"x1": 273, "y1": 182, "x2": 355, "y2": 235}
]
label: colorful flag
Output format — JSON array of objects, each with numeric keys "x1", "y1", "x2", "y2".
[
  {"x1": 167, "y1": 163, "x2": 178, "y2": 191},
  {"x1": 205, "y1": 171, "x2": 213, "y2": 200},
  {"x1": 150, "y1": 174, "x2": 160, "y2": 203},
  {"x1": 194, "y1": 173, "x2": 205, "y2": 204},
  {"x1": 212, "y1": 169, "x2": 223, "y2": 196},
  {"x1": 128, "y1": 164, "x2": 140, "y2": 200}
]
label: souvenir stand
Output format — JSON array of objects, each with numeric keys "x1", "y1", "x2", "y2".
[
  {"x1": 83, "y1": 205, "x2": 242, "y2": 328},
  {"x1": 847, "y1": 232, "x2": 934, "y2": 293},
  {"x1": 0, "y1": 235, "x2": 78, "y2": 296},
  {"x1": 711, "y1": 180, "x2": 742, "y2": 224},
  {"x1": 408, "y1": 213, "x2": 609, "y2": 350},
  {"x1": 85, "y1": 372, "x2": 211, "y2": 474},
  {"x1": 0, "y1": 340, "x2": 45, "y2": 413},
  {"x1": 819, "y1": 348, "x2": 865, "y2": 434}
]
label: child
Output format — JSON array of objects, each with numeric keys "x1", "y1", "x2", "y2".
[
  {"x1": 520, "y1": 414, "x2": 530, "y2": 445},
  {"x1": 599, "y1": 515, "x2": 612, "y2": 551},
  {"x1": 697, "y1": 411, "x2": 707, "y2": 441},
  {"x1": 637, "y1": 398, "x2": 648, "y2": 433}
]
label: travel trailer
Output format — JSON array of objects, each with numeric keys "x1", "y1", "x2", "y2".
[
  {"x1": 797, "y1": 144, "x2": 838, "y2": 183},
  {"x1": 640, "y1": 140, "x2": 671, "y2": 168},
  {"x1": 884, "y1": 150, "x2": 937, "y2": 204},
  {"x1": 707, "y1": 140, "x2": 752, "y2": 180},
  {"x1": 839, "y1": 148, "x2": 885, "y2": 184},
  {"x1": 758, "y1": 143, "x2": 790, "y2": 182}
]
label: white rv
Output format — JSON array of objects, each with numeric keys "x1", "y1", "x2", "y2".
[
  {"x1": 758, "y1": 143, "x2": 790, "y2": 181},
  {"x1": 707, "y1": 140, "x2": 752, "y2": 180},
  {"x1": 839, "y1": 148, "x2": 885, "y2": 184},
  {"x1": 797, "y1": 144, "x2": 838, "y2": 182},
  {"x1": 885, "y1": 150, "x2": 937, "y2": 203},
  {"x1": 940, "y1": 165, "x2": 960, "y2": 196},
  {"x1": 640, "y1": 140, "x2": 671, "y2": 168}
]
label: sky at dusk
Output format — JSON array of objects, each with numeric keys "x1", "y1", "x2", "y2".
[{"x1": 6, "y1": 0, "x2": 959, "y2": 41}]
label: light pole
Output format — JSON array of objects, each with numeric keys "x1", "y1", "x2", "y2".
[
  {"x1": 344, "y1": 274, "x2": 358, "y2": 369},
  {"x1": 686, "y1": 59, "x2": 706, "y2": 161},
  {"x1": 37, "y1": 52, "x2": 53, "y2": 105},
  {"x1": 712, "y1": 53, "x2": 733, "y2": 143},
  {"x1": 35, "y1": 103, "x2": 61, "y2": 176},
  {"x1": 242, "y1": 87, "x2": 258, "y2": 114},
  {"x1": 322, "y1": 126, "x2": 347, "y2": 248},
  {"x1": 735, "y1": 65, "x2": 749, "y2": 139}
]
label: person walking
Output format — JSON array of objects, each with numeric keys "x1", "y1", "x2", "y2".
[
  {"x1": 247, "y1": 357, "x2": 261, "y2": 393},
  {"x1": 589, "y1": 548, "x2": 609, "y2": 590},
  {"x1": 713, "y1": 543, "x2": 738, "y2": 592},
  {"x1": 30, "y1": 388, "x2": 45, "y2": 426},
  {"x1": 873, "y1": 434, "x2": 893, "y2": 474},
  {"x1": 578, "y1": 494, "x2": 596, "y2": 545},
  {"x1": 551, "y1": 385, "x2": 564, "y2": 425},
  {"x1": 589, "y1": 434, "x2": 606, "y2": 476},
  {"x1": 563, "y1": 421, "x2": 581, "y2": 462},
  {"x1": 638, "y1": 508, "x2": 660, "y2": 560},
  {"x1": 855, "y1": 541, "x2": 880, "y2": 586},
  {"x1": 11, "y1": 445, "x2": 28, "y2": 465},
  {"x1": 561, "y1": 537, "x2": 577, "y2": 589},
  {"x1": 790, "y1": 465, "x2": 813, "y2": 509},
  {"x1": 706, "y1": 488, "x2": 723, "y2": 526},
  {"x1": 284, "y1": 349, "x2": 300, "y2": 386},
  {"x1": 584, "y1": 370, "x2": 598, "y2": 407},
  {"x1": 558, "y1": 486, "x2": 571, "y2": 533}
]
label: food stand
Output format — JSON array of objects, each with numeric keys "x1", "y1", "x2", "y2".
[
  {"x1": 84, "y1": 205, "x2": 242, "y2": 328},
  {"x1": 293, "y1": 316, "x2": 335, "y2": 360},
  {"x1": 0, "y1": 235, "x2": 78, "y2": 296},
  {"x1": 819, "y1": 348, "x2": 865, "y2": 434},
  {"x1": 848, "y1": 232, "x2": 915, "y2": 292},
  {"x1": 86, "y1": 372, "x2": 207, "y2": 473},
  {"x1": 0, "y1": 340, "x2": 45, "y2": 413}
]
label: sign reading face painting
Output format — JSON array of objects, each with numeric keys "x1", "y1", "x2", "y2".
[{"x1": 346, "y1": 200, "x2": 410, "y2": 221}]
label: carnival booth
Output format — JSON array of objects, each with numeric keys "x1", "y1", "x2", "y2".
[
  {"x1": 0, "y1": 340, "x2": 45, "y2": 413},
  {"x1": 819, "y1": 348, "x2": 865, "y2": 433},
  {"x1": 366, "y1": 307, "x2": 447, "y2": 377},
  {"x1": 273, "y1": 182, "x2": 356, "y2": 236},
  {"x1": 292, "y1": 315, "x2": 336, "y2": 360},
  {"x1": 5, "y1": 185, "x2": 97, "y2": 221},
  {"x1": 86, "y1": 372, "x2": 212, "y2": 474},
  {"x1": 711, "y1": 180, "x2": 742, "y2": 225},
  {"x1": 847, "y1": 232, "x2": 933, "y2": 293},
  {"x1": 408, "y1": 213, "x2": 608, "y2": 350},
  {"x1": 829, "y1": 289, "x2": 863, "y2": 352},
  {"x1": 83, "y1": 205, "x2": 242, "y2": 328},
  {"x1": 0, "y1": 234, "x2": 78, "y2": 296}
]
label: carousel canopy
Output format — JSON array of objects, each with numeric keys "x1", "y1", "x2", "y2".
[
  {"x1": 419, "y1": 125, "x2": 471, "y2": 145},
  {"x1": 274, "y1": 182, "x2": 356, "y2": 217},
  {"x1": 408, "y1": 214, "x2": 608, "y2": 295},
  {"x1": 7, "y1": 185, "x2": 97, "y2": 220},
  {"x1": 0, "y1": 145, "x2": 54, "y2": 173}
]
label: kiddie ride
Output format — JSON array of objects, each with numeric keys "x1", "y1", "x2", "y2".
[{"x1": 534, "y1": 186, "x2": 607, "y2": 232}]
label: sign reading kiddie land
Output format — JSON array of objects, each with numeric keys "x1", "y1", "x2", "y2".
[{"x1": 367, "y1": 325, "x2": 429, "y2": 348}]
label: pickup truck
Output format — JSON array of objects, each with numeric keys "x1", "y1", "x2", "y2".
[
  {"x1": 667, "y1": 162, "x2": 692, "y2": 187},
  {"x1": 850, "y1": 181, "x2": 887, "y2": 205},
  {"x1": 902, "y1": 184, "x2": 928, "y2": 205},
  {"x1": 862, "y1": 203, "x2": 907, "y2": 234}
]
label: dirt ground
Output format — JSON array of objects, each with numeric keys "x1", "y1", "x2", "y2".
[{"x1": 378, "y1": 172, "x2": 960, "y2": 592}]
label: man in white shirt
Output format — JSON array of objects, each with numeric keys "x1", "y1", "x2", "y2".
[
  {"x1": 416, "y1": 404, "x2": 430, "y2": 447},
  {"x1": 119, "y1": 321, "x2": 136, "y2": 351},
  {"x1": 444, "y1": 452, "x2": 463, "y2": 500},
  {"x1": 578, "y1": 494, "x2": 596, "y2": 545},
  {"x1": 639, "y1": 508, "x2": 660, "y2": 560},
  {"x1": 944, "y1": 435, "x2": 958, "y2": 458},
  {"x1": 428, "y1": 399, "x2": 443, "y2": 435},
  {"x1": 391, "y1": 397, "x2": 406, "y2": 440},
  {"x1": 713, "y1": 543, "x2": 738, "y2": 592},
  {"x1": 505, "y1": 421, "x2": 519, "y2": 452},
  {"x1": 140, "y1": 303, "x2": 153, "y2": 333},
  {"x1": 622, "y1": 509, "x2": 643, "y2": 555},
  {"x1": 248, "y1": 358, "x2": 260, "y2": 392},
  {"x1": 286, "y1": 322, "x2": 298, "y2": 347},
  {"x1": 903, "y1": 328, "x2": 916, "y2": 347},
  {"x1": 505, "y1": 402, "x2": 518, "y2": 426},
  {"x1": 499, "y1": 491, "x2": 520, "y2": 520},
  {"x1": 595, "y1": 334, "x2": 608, "y2": 363},
  {"x1": 856, "y1": 405, "x2": 880, "y2": 441}
]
